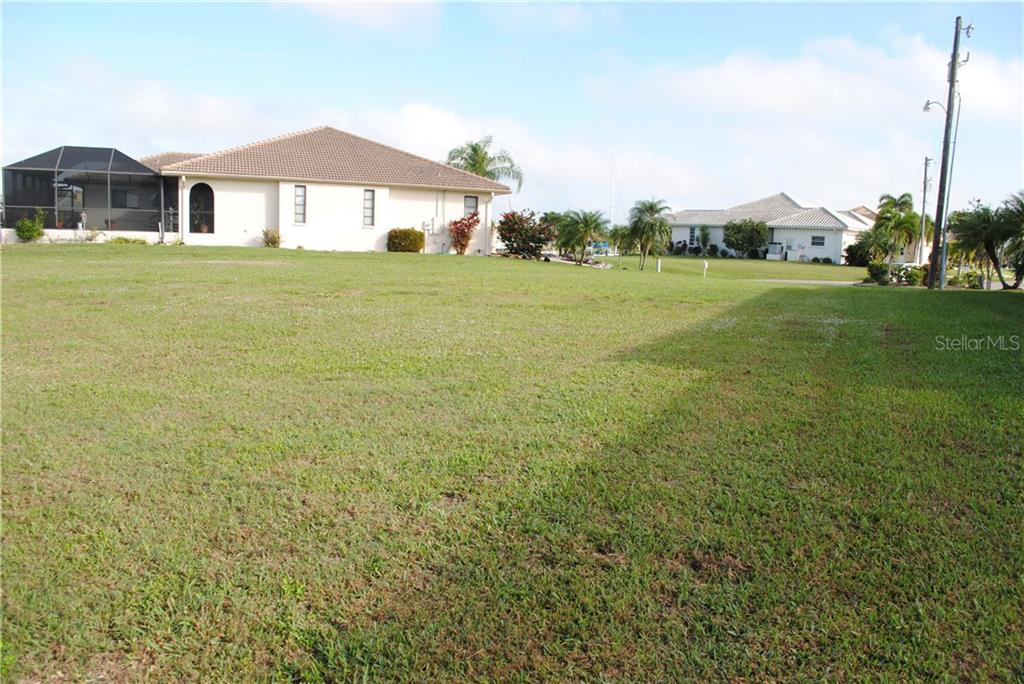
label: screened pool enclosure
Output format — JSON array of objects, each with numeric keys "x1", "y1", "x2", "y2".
[{"x1": 3, "y1": 146, "x2": 178, "y2": 234}]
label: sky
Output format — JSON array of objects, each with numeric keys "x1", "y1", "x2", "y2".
[{"x1": 2, "y1": 1, "x2": 1021, "y2": 223}]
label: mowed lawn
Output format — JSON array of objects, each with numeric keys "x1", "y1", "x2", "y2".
[{"x1": 2, "y1": 245, "x2": 1022, "y2": 682}]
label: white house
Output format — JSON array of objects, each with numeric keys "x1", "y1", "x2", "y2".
[
  {"x1": 669, "y1": 193, "x2": 878, "y2": 264},
  {"x1": 2, "y1": 126, "x2": 512, "y2": 253}
]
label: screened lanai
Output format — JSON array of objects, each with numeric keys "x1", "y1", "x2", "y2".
[{"x1": 2, "y1": 146, "x2": 178, "y2": 233}]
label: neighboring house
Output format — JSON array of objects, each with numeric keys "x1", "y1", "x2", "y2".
[
  {"x1": 2, "y1": 126, "x2": 512, "y2": 253},
  {"x1": 669, "y1": 192, "x2": 876, "y2": 264}
]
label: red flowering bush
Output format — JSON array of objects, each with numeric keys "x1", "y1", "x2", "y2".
[
  {"x1": 496, "y1": 209, "x2": 555, "y2": 259},
  {"x1": 449, "y1": 212, "x2": 480, "y2": 255}
]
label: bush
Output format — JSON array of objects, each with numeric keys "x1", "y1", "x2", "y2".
[
  {"x1": 905, "y1": 266, "x2": 924, "y2": 286},
  {"x1": 708, "y1": 244, "x2": 719, "y2": 257},
  {"x1": 844, "y1": 241, "x2": 871, "y2": 267},
  {"x1": 386, "y1": 227, "x2": 424, "y2": 253},
  {"x1": 822, "y1": 257, "x2": 834, "y2": 265},
  {"x1": 747, "y1": 247, "x2": 763, "y2": 259},
  {"x1": 867, "y1": 261, "x2": 891, "y2": 284},
  {"x1": 108, "y1": 236, "x2": 148, "y2": 245},
  {"x1": 723, "y1": 218, "x2": 768, "y2": 256},
  {"x1": 449, "y1": 212, "x2": 479, "y2": 255},
  {"x1": 495, "y1": 210, "x2": 553, "y2": 259},
  {"x1": 811, "y1": 256, "x2": 821, "y2": 263},
  {"x1": 688, "y1": 245, "x2": 702, "y2": 255},
  {"x1": 14, "y1": 208, "x2": 46, "y2": 242},
  {"x1": 262, "y1": 227, "x2": 281, "y2": 248},
  {"x1": 672, "y1": 242, "x2": 686, "y2": 256}
]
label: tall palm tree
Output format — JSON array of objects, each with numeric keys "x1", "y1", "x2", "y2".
[
  {"x1": 628, "y1": 199, "x2": 672, "y2": 271},
  {"x1": 874, "y1": 192, "x2": 919, "y2": 258},
  {"x1": 556, "y1": 209, "x2": 608, "y2": 264},
  {"x1": 445, "y1": 136, "x2": 524, "y2": 191},
  {"x1": 856, "y1": 224, "x2": 897, "y2": 262}
]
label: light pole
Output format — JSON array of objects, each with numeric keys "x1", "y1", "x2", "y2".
[{"x1": 924, "y1": 91, "x2": 963, "y2": 289}]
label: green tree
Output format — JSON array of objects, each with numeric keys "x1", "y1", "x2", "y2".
[
  {"x1": 608, "y1": 224, "x2": 637, "y2": 257},
  {"x1": 949, "y1": 200, "x2": 1019, "y2": 290},
  {"x1": 855, "y1": 224, "x2": 897, "y2": 262},
  {"x1": 556, "y1": 210, "x2": 608, "y2": 264},
  {"x1": 874, "y1": 192, "x2": 922, "y2": 257},
  {"x1": 698, "y1": 225, "x2": 711, "y2": 254},
  {"x1": 628, "y1": 198, "x2": 672, "y2": 271},
  {"x1": 722, "y1": 218, "x2": 768, "y2": 257},
  {"x1": 445, "y1": 136, "x2": 523, "y2": 191}
]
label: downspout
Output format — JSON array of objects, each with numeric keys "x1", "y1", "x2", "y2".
[{"x1": 180, "y1": 176, "x2": 187, "y2": 245}]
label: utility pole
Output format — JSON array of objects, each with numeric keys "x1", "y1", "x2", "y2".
[
  {"x1": 917, "y1": 157, "x2": 931, "y2": 264},
  {"x1": 927, "y1": 16, "x2": 963, "y2": 289}
]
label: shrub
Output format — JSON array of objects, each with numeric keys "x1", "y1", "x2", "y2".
[
  {"x1": 14, "y1": 209, "x2": 46, "y2": 242},
  {"x1": 495, "y1": 210, "x2": 553, "y2": 259},
  {"x1": 822, "y1": 257, "x2": 834, "y2": 265},
  {"x1": 672, "y1": 242, "x2": 686, "y2": 255},
  {"x1": 723, "y1": 218, "x2": 768, "y2": 256},
  {"x1": 905, "y1": 266, "x2": 924, "y2": 286},
  {"x1": 108, "y1": 236, "x2": 148, "y2": 245},
  {"x1": 386, "y1": 227, "x2": 424, "y2": 253},
  {"x1": 811, "y1": 256, "x2": 821, "y2": 263},
  {"x1": 867, "y1": 261, "x2": 891, "y2": 284},
  {"x1": 449, "y1": 212, "x2": 480, "y2": 255},
  {"x1": 747, "y1": 247, "x2": 763, "y2": 259},
  {"x1": 262, "y1": 227, "x2": 281, "y2": 248},
  {"x1": 708, "y1": 244, "x2": 719, "y2": 257},
  {"x1": 844, "y1": 241, "x2": 871, "y2": 266},
  {"x1": 688, "y1": 245, "x2": 702, "y2": 255}
]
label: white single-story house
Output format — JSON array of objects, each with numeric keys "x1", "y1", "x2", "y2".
[
  {"x1": 2, "y1": 126, "x2": 512, "y2": 253},
  {"x1": 669, "y1": 192, "x2": 880, "y2": 264}
]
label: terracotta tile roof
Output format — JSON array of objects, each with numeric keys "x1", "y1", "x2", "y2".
[
  {"x1": 138, "y1": 151, "x2": 206, "y2": 172},
  {"x1": 159, "y1": 126, "x2": 512, "y2": 194},
  {"x1": 670, "y1": 193, "x2": 873, "y2": 231}
]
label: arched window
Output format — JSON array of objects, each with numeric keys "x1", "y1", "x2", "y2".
[{"x1": 189, "y1": 183, "x2": 214, "y2": 233}]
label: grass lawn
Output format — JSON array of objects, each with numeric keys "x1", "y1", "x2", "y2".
[{"x1": 2, "y1": 245, "x2": 1021, "y2": 681}]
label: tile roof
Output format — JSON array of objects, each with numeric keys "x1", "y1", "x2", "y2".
[
  {"x1": 138, "y1": 151, "x2": 206, "y2": 172},
  {"x1": 670, "y1": 192, "x2": 873, "y2": 231},
  {"x1": 159, "y1": 126, "x2": 512, "y2": 194}
]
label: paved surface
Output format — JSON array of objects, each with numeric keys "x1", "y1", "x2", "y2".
[{"x1": 754, "y1": 279, "x2": 859, "y2": 286}]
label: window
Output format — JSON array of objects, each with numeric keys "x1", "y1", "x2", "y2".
[
  {"x1": 811, "y1": 235, "x2": 825, "y2": 247},
  {"x1": 294, "y1": 185, "x2": 306, "y2": 224},
  {"x1": 784, "y1": 238, "x2": 793, "y2": 250},
  {"x1": 689, "y1": 227, "x2": 697, "y2": 244},
  {"x1": 363, "y1": 189, "x2": 375, "y2": 226},
  {"x1": 464, "y1": 195, "x2": 478, "y2": 217},
  {"x1": 189, "y1": 183, "x2": 214, "y2": 233},
  {"x1": 111, "y1": 189, "x2": 140, "y2": 209}
]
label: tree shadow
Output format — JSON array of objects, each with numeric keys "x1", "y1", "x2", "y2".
[{"x1": 282, "y1": 286, "x2": 1023, "y2": 681}]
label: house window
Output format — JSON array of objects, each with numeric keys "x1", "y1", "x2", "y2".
[
  {"x1": 112, "y1": 190, "x2": 140, "y2": 209},
  {"x1": 464, "y1": 195, "x2": 478, "y2": 217},
  {"x1": 688, "y1": 227, "x2": 697, "y2": 244},
  {"x1": 811, "y1": 235, "x2": 825, "y2": 247},
  {"x1": 363, "y1": 189, "x2": 375, "y2": 226},
  {"x1": 785, "y1": 238, "x2": 793, "y2": 250},
  {"x1": 294, "y1": 185, "x2": 306, "y2": 224}
]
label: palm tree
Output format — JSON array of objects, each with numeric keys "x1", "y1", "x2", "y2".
[
  {"x1": 949, "y1": 201, "x2": 1018, "y2": 289},
  {"x1": 874, "y1": 192, "x2": 919, "y2": 259},
  {"x1": 608, "y1": 224, "x2": 637, "y2": 260},
  {"x1": 856, "y1": 224, "x2": 897, "y2": 262},
  {"x1": 445, "y1": 136, "x2": 524, "y2": 191},
  {"x1": 628, "y1": 198, "x2": 672, "y2": 271},
  {"x1": 556, "y1": 210, "x2": 608, "y2": 264}
]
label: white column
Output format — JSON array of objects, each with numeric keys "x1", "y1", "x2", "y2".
[{"x1": 179, "y1": 176, "x2": 188, "y2": 245}]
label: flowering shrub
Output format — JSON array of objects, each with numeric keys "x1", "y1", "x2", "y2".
[
  {"x1": 449, "y1": 212, "x2": 479, "y2": 255},
  {"x1": 262, "y1": 227, "x2": 281, "y2": 248},
  {"x1": 495, "y1": 210, "x2": 554, "y2": 259}
]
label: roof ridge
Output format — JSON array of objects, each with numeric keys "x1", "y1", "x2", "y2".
[
  {"x1": 161, "y1": 126, "x2": 330, "y2": 171},
  {"x1": 318, "y1": 126, "x2": 509, "y2": 191},
  {"x1": 776, "y1": 191, "x2": 806, "y2": 209}
]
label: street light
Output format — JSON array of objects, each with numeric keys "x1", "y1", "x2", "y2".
[{"x1": 923, "y1": 91, "x2": 962, "y2": 289}]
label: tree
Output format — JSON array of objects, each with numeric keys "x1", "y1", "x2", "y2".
[
  {"x1": 855, "y1": 224, "x2": 898, "y2": 262},
  {"x1": 844, "y1": 240, "x2": 871, "y2": 267},
  {"x1": 873, "y1": 192, "x2": 922, "y2": 258},
  {"x1": 445, "y1": 136, "x2": 523, "y2": 191},
  {"x1": 1000, "y1": 191, "x2": 1024, "y2": 287},
  {"x1": 556, "y1": 209, "x2": 608, "y2": 264},
  {"x1": 628, "y1": 198, "x2": 672, "y2": 271},
  {"x1": 495, "y1": 210, "x2": 554, "y2": 259},
  {"x1": 698, "y1": 225, "x2": 711, "y2": 255},
  {"x1": 949, "y1": 200, "x2": 1019, "y2": 289},
  {"x1": 14, "y1": 208, "x2": 46, "y2": 243},
  {"x1": 608, "y1": 224, "x2": 637, "y2": 257},
  {"x1": 722, "y1": 218, "x2": 768, "y2": 258}
]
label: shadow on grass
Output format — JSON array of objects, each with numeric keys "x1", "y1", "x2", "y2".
[{"x1": 282, "y1": 287, "x2": 1023, "y2": 681}]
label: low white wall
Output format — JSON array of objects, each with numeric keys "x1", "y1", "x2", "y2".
[{"x1": 0, "y1": 228, "x2": 166, "y2": 244}]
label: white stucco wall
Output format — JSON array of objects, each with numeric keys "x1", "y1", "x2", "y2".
[
  {"x1": 772, "y1": 228, "x2": 844, "y2": 263},
  {"x1": 176, "y1": 177, "x2": 278, "y2": 247},
  {"x1": 274, "y1": 181, "x2": 494, "y2": 254}
]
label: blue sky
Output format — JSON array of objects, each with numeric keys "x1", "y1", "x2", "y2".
[{"x1": 3, "y1": 2, "x2": 1021, "y2": 221}]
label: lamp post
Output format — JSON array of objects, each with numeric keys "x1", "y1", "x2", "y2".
[{"x1": 924, "y1": 91, "x2": 963, "y2": 290}]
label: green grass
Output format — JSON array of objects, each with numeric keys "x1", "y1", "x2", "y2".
[{"x1": 2, "y1": 245, "x2": 1021, "y2": 681}]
